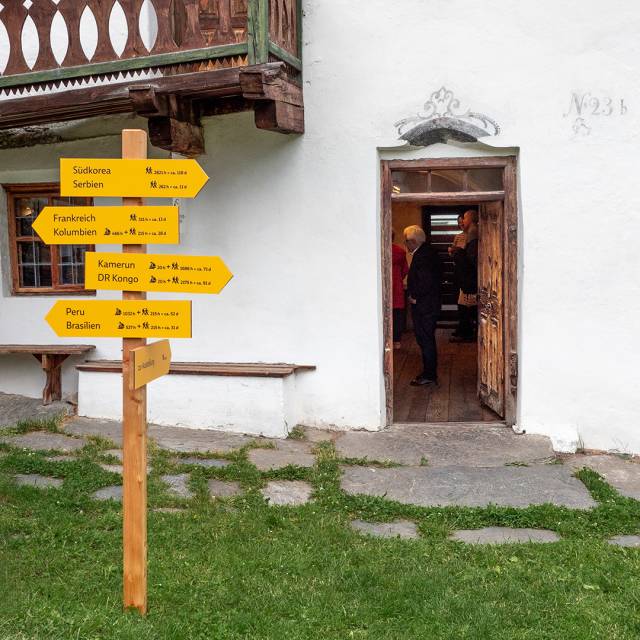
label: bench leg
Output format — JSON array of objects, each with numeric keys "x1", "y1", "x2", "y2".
[{"x1": 33, "y1": 354, "x2": 67, "y2": 405}]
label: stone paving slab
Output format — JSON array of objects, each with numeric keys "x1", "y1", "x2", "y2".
[
  {"x1": 161, "y1": 474, "x2": 193, "y2": 498},
  {"x1": 261, "y1": 480, "x2": 313, "y2": 506},
  {"x1": 335, "y1": 424, "x2": 554, "y2": 467},
  {"x1": 63, "y1": 418, "x2": 122, "y2": 445},
  {"x1": 565, "y1": 454, "x2": 640, "y2": 500},
  {"x1": 150, "y1": 425, "x2": 251, "y2": 453},
  {"x1": 93, "y1": 485, "x2": 122, "y2": 501},
  {"x1": 351, "y1": 519, "x2": 419, "y2": 539},
  {"x1": 208, "y1": 479, "x2": 242, "y2": 499},
  {"x1": 248, "y1": 447, "x2": 315, "y2": 471},
  {"x1": 450, "y1": 527, "x2": 561, "y2": 544},
  {"x1": 0, "y1": 392, "x2": 72, "y2": 427},
  {"x1": 303, "y1": 427, "x2": 338, "y2": 443},
  {"x1": 46, "y1": 455, "x2": 74, "y2": 462},
  {"x1": 1, "y1": 431, "x2": 85, "y2": 452},
  {"x1": 340, "y1": 465, "x2": 597, "y2": 509},
  {"x1": 608, "y1": 535, "x2": 640, "y2": 548},
  {"x1": 14, "y1": 473, "x2": 63, "y2": 488},
  {"x1": 63, "y1": 418, "x2": 252, "y2": 453},
  {"x1": 99, "y1": 464, "x2": 124, "y2": 475},
  {"x1": 172, "y1": 457, "x2": 231, "y2": 468}
]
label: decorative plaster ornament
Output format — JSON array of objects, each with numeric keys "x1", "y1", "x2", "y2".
[{"x1": 395, "y1": 86, "x2": 500, "y2": 146}]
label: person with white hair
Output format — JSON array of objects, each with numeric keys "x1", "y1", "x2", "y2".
[{"x1": 404, "y1": 224, "x2": 442, "y2": 386}]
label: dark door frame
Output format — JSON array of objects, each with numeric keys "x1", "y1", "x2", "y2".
[{"x1": 381, "y1": 156, "x2": 518, "y2": 426}]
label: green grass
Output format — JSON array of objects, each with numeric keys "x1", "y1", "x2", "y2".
[{"x1": 1, "y1": 435, "x2": 640, "y2": 639}]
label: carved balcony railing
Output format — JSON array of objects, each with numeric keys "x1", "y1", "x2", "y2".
[{"x1": 0, "y1": 0, "x2": 303, "y2": 153}]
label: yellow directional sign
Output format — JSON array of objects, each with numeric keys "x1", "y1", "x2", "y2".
[
  {"x1": 60, "y1": 158, "x2": 209, "y2": 198},
  {"x1": 84, "y1": 252, "x2": 232, "y2": 294},
  {"x1": 132, "y1": 340, "x2": 171, "y2": 390},
  {"x1": 32, "y1": 206, "x2": 179, "y2": 245},
  {"x1": 45, "y1": 300, "x2": 192, "y2": 338}
]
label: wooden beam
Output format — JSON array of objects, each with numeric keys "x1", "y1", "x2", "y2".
[
  {"x1": 121, "y1": 129, "x2": 148, "y2": 615},
  {"x1": 388, "y1": 157, "x2": 511, "y2": 170},
  {"x1": 391, "y1": 191, "x2": 505, "y2": 204},
  {"x1": 0, "y1": 64, "x2": 283, "y2": 130},
  {"x1": 130, "y1": 86, "x2": 204, "y2": 156},
  {"x1": 240, "y1": 65, "x2": 304, "y2": 134},
  {"x1": 254, "y1": 101, "x2": 304, "y2": 134},
  {"x1": 247, "y1": 0, "x2": 269, "y2": 64},
  {"x1": 147, "y1": 117, "x2": 204, "y2": 157}
]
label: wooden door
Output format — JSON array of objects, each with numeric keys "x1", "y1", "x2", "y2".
[{"x1": 477, "y1": 201, "x2": 505, "y2": 416}]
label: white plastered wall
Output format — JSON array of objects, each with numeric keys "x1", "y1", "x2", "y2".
[{"x1": 1, "y1": 0, "x2": 640, "y2": 451}]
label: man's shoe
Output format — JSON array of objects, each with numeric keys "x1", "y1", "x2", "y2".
[{"x1": 410, "y1": 376, "x2": 437, "y2": 387}]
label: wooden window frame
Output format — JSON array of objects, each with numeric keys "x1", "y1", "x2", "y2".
[
  {"x1": 4, "y1": 182, "x2": 96, "y2": 296},
  {"x1": 380, "y1": 156, "x2": 518, "y2": 427}
]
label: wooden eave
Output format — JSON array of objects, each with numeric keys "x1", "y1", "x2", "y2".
[{"x1": 0, "y1": 62, "x2": 304, "y2": 156}]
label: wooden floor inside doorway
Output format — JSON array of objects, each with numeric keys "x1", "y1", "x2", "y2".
[{"x1": 393, "y1": 328, "x2": 501, "y2": 423}]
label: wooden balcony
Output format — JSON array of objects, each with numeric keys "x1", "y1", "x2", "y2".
[{"x1": 0, "y1": 0, "x2": 303, "y2": 155}]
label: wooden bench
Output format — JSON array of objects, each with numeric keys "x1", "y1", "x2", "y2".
[
  {"x1": 76, "y1": 360, "x2": 316, "y2": 438},
  {"x1": 0, "y1": 344, "x2": 95, "y2": 405},
  {"x1": 76, "y1": 361, "x2": 315, "y2": 377}
]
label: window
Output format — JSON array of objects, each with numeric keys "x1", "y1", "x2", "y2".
[
  {"x1": 391, "y1": 167, "x2": 504, "y2": 194},
  {"x1": 5, "y1": 184, "x2": 94, "y2": 295}
]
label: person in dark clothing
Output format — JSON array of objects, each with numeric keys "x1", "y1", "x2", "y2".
[
  {"x1": 451, "y1": 210, "x2": 479, "y2": 342},
  {"x1": 404, "y1": 225, "x2": 442, "y2": 386}
]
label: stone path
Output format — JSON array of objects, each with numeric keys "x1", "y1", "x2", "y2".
[
  {"x1": 93, "y1": 485, "x2": 122, "y2": 501},
  {"x1": 351, "y1": 519, "x2": 419, "y2": 539},
  {"x1": 3, "y1": 410, "x2": 639, "y2": 511},
  {"x1": 336, "y1": 424, "x2": 554, "y2": 467},
  {"x1": 340, "y1": 465, "x2": 597, "y2": 508},
  {"x1": 0, "y1": 431, "x2": 85, "y2": 452},
  {"x1": 608, "y1": 535, "x2": 640, "y2": 548},
  {"x1": 261, "y1": 480, "x2": 313, "y2": 506},
  {"x1": 0, "y1": 392, "x2": 71, "y2": 428},
  {"x1": 450, "y1": 527, "x2": 561, "y2": 544},
  {"x1": 161, "y1": 474, "x2": 193, "y2": 498},
  {"x1": 172, "y1": 457, "x2": 231, "y2": 468},
  {"x1": 208, "y1": 479, "x2": 242, "y2": 498},
  {"x1": 565, "y1": 454, "x2": 640, "y2": 500},
  {"x1": 248, "y1": 440, "x2": 315, "y2": 470},
  {"x1": 14, "y1": 473, "x2": 63, "y2": 488}
]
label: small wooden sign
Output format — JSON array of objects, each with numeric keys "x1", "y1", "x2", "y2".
[
  {"x1": 45, "y1": 300, "x2": 192, "y2": 338},
  {"x1": 132, "y1": 340, "x2": 171, "y2": 389},
  {"x1": 84, "y1": 252, "x2": 233, "y2": 294},
  {"x1": 60, "y1": 158, "x2": 209, "y2": 198},
  {"x1": 32, "y1": 206, "x2": 179, "y2": 244}
]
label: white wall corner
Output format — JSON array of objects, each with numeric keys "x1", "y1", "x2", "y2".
[{"x1": 514, "y1": 421, "x2": 579, "y2": 454}]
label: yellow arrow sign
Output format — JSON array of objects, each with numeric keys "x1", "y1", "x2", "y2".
[
  {"x1": 32, "y1": 206, "x2": 180, "y2": 245},
  {"x1": 84, "y1": 252, "x2": 232, "y2": 294},
  {"x1": 45, "y1": 300, "x2": 192, "y2": 338},
  {"x1": 60, "y1": 158, "x2": 209, "y2": 198},
  {"x1": 132, "y1": 340, "x2": 171, "y2": 389}
]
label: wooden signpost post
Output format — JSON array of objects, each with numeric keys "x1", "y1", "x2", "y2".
[{"x1": 39, "y1": 129, "x2": 231, "y2": 615}]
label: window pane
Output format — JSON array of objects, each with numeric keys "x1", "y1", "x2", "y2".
[
  {"x1": 18, "y1": 241, "x2": 51, "y2": 265},
  {"x1": 392, "y1": 171, "x2": 429, "y2": 193},
  {"x1": 429, "y1": 170, "x2": 465, "y2": 192},
  {"x1": 51, "y1": 196, "x2": 88, "y2": 207},
  {"x1": 15, "y1": 197, "x2": 47, "y2": 237},
  {"x1": 467, "y1": 168, "x2": 503, "y2": 191},
  {"x1": 58, "y1": 245, "x2": 87, "y2": 285},
  {"x1": 17, "y1": 241, "x2": 52, "y2": 288},
  {"x1": 19, "y1": 262, "x2": 52, "y2": 288}
]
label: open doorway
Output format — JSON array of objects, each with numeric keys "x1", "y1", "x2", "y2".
[{"x1": 381, "y1": 157, "x2": 518, "y2": 426}]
